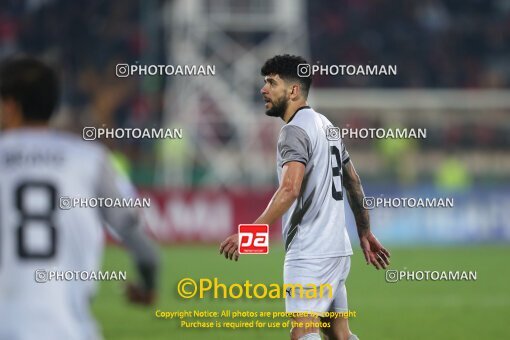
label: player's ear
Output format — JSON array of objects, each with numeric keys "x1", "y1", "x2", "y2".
[
  {"x1": 289, "y1": 84, "x2": 299, "y2": 100},
  {"x1": 0, "y1": 98, "x2": 23, "y2": 128}
]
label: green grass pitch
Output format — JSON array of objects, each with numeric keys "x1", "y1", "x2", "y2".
[{"x1": 92, "y1": 244, "x2": 509, "y2": 339}]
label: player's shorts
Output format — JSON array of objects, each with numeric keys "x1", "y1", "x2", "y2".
[{"x1": 284, "y1": 256, "x2": 351, "y2": 316}]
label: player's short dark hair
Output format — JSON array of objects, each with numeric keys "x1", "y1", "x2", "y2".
[
  {"x1": 0, "y1": 56, "x2": 59, "y2": 122},
  {"x1": 261, "y1": 54, "x2": 312, "y2": 98}
]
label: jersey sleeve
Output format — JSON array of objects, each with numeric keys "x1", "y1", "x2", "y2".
[
  {"x1": 341, "y1": 140, "x2": 350, "y2": 164},
  {"x1": 95, "y1": 152, "x2": 139, "y2": 229},
  {"x1": 95, "y1": 151, "x2": 159, "y2": 290},
  {"x1": 277, "y1": 125, "x2": 311, "y2": 166}
]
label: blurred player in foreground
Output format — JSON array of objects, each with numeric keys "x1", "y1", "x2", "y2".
[
  {"x1": 0, "y1": 57, "x2": 159, "y2": 340},
  {"x1": 220, "y1": 55, "x2": 390, "y2": 340}
]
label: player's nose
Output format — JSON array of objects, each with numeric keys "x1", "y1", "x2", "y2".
[{"x1": 260, "y1": 85, "x2": 268, "y2": 95}]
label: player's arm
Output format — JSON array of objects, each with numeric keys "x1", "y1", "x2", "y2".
[
  {"x1": 96, "y1": 155, "x2": 160, "y2": 304},
  {"x1": 220, "y1": 125, "x2": 310, "y2": 261},
  {"x1": 254, "y1": 161, "x2": 305, "y2": 225},
  {"x1": 342, "y1": 159, "x2": 390, "y2": 270},
  {"x1": 220, "y1": 161, "x2": 305, "y2": 261}
]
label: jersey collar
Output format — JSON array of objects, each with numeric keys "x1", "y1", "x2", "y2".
[{"x1": 287, "y1": 106, "x2": 311, "y2": 124}]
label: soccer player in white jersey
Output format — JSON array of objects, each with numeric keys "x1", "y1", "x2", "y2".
[
  {"x1": 220, "y1": 55, "x2": 390, "y2": 340},
  {"x1": 0, "y1": 57, "x2": 159, "y2": 340}
]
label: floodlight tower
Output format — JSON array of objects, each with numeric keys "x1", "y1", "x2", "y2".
[{"x1": 159, "y1": 0, "x2": 309, "y2": 187}]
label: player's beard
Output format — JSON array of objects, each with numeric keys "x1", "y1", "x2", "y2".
[{"x1": 265, "y1": 95, "x2": 288, "y2": 118}]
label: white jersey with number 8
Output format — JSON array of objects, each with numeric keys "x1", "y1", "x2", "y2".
[{"x1": 0, "y1": 128, "x2": 134, "y2": 340}]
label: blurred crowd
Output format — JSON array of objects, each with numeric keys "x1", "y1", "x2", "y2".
[
  {"x1": 0, "y1": 0, "x2": 164, "y2": 184},
  {"x1": 0, "y1": 0, "x2": 508, "y2": 186},
  {"x1": 309, "y1": 0, "x2": 510, "y2": 88}
]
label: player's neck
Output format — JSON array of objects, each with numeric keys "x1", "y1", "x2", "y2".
[{"x1": 283, "y1": 101, "x2": 309, "y2": 123}]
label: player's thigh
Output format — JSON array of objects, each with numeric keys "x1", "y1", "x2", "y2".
[
  {"x1": 322, "y1": 257, "x2": 352, "y2": 340},
  {"x1": 320, "y1": 316, "x2": 350, "y2": 340},
  {"x1": 290, "y1": 316, "x2": 320, "y2": 340},
  {"x1": 329, "y1": 256, "x2": 351, "y2": 313}
]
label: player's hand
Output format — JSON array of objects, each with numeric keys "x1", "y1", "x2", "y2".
[
  {"x1": 359, "y1": 231, "x2": 390, "y2": 270},
  {"x1": 125, "y1": 283, "x2": 155, "y2": 305},
  {"x1": 219, "y1": 233, "x2": 239, "y2": 261}
]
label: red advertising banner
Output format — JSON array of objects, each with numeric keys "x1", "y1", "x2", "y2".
[{"x1": 137, "y1": 188, "x2": 281, "y2": 243}]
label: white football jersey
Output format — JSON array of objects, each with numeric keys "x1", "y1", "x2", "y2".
[
  {"x1": 277, "y1": 107, "x2": 353, "y2": 260},
  {"x1": 0, "y1": 128, "x2": 133, "y2": 340}
]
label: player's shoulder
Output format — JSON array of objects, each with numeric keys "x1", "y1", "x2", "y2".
[
  {"x1": 55, "y1": 130, "x2": 106, "y2": 152},
  {"x1": 0, "y1": 128, "x2": 108, "y2": 159},
  {"x1": 54, "y1": 131, "x2": 112, "y2": 166}
]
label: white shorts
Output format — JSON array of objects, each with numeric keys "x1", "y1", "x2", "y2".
[{"x1": 284, "y1": 256, "x2": 351, "y2": 315}]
